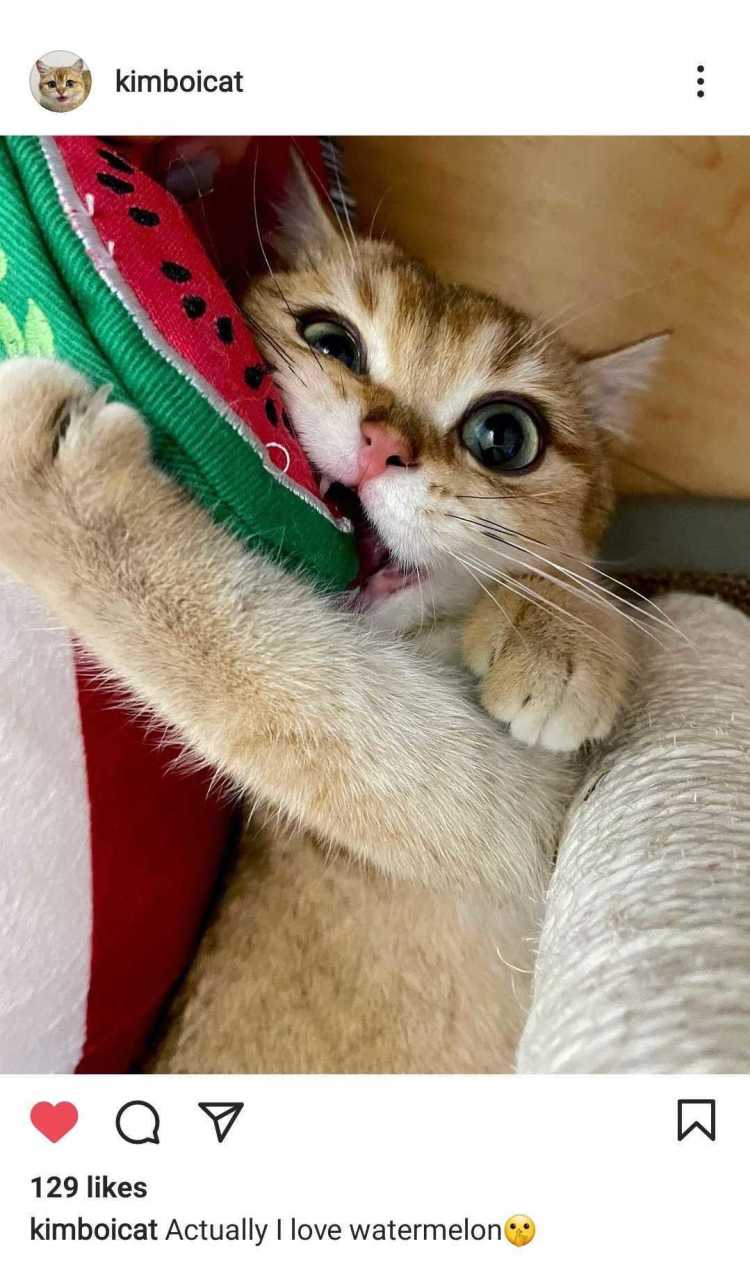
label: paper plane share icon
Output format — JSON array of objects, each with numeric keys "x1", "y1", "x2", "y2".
[{"x1": 198, "y1": 1102, "x2": 245, "y2": 1143}]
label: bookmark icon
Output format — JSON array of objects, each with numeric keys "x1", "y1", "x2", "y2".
[
  {"x1": 198, "y1": 1102, "x2": 245, "y2": 1143},
  {"x1": 677, "y1": 1099, "x2": 716, "y2": 1142}
]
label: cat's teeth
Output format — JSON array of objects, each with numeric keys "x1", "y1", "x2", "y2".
[{"x1": 319, "y1": 476, "x2": 332, "y2": 498}]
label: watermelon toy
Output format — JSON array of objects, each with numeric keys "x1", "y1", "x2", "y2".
[
  {"x1": 0, "y1": 136, "x2": 357, "y2": 1073},
  {"x1": 2, "y1": 136, "x2": 356, "y2": 587}
]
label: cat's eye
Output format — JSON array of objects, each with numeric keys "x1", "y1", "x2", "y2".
[
  {"x1": 65, "y1": 79, "x2": 75, "y2": 88},
  {"x1": 298, "y1": 314, "x2": 364, "y2": 375},
  {"x1": 460, "y1": 397, "x2": 544, "y2": 473},
  {"x1": 46, "y1": 80, "x2": 56, "y2": 87}
]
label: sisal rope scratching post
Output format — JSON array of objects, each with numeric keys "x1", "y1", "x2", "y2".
[{"x1": 517, "y1": 593, "x2": 750, "y2": 1073}]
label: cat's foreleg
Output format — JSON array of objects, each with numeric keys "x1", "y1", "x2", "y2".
[{"x1": 0, "y1": 360, "x2": 574, "y2": 893}]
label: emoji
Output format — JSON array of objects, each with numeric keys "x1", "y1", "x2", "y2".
[
  {"x1": 504, "y1": 1215, "x2": 535, "y2": 1247},
  {"x1": 30, "y1": 1101, "x2": 79, "y2": 1142}
]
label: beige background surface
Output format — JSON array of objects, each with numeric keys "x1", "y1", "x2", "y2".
[{"x1": 342, "y1": 137, "x2": 750, "y2": 498}]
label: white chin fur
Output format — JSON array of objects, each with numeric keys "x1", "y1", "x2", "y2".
[{"x1": 359, "y1": 471, "x2": 437, "y2": 566}]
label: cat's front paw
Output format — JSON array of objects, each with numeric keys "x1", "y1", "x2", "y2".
[
  {"x1": 0, "y1": 357, "x2": 148, "y2": 482},
  {"x1": 462, "y1": 576, "x2": 630, "y2": 752},
  {"x1": 0, "y1": 358, "x2": 151, "y2": 579}
]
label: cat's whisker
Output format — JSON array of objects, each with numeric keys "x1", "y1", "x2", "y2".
[
  {"x1": 615, "y1": 452, "x2": 693, "y2": 494},
  {"x1": 500, "y1": 279, "x2": 619, "y2": 364},
  {"x1": 332, "y1": 160, "x2": 360, "y2": 263},
  {"x1": 453, "y1": 489, "x2": 568, "y2": 501},
  {"x1": 449, "y1": 548, "x2": 637, "y2": 663},
  {"x1": 466, "y1": 559, "x2": 629, "y2": 659},
  {"x1": 447, "y1": 547, "x2": 632, "y2": 661},
  {"x1": 429, "y1": 572, "x2": 438, "y2": 629},
  {"x1": 246, "y1": 337, "x2": 304, "y2": 387},
  {"x1": 456, "y1": 533, "x2": 668, "y2": 652},
  {"x1": 251, "y1": 153, "x2": 325, "y2": 382},
  {"x1": 235, "y1": 256, "x2": 315, "y2": 380},
  {"x1": 546, "y1": 541, "x2": 691, "y2": 633},
  {"x1": 242, "y1": 318, "x2": 292, "y2": 371},
  {"x1": 465, "y1": 531, "x2": 666, "y2": 649},
  {"x1": 414, "y1": 563, "x2": 427, "y2": 637},
  {"x1": 367, "y1": 188, "x2": 392, "y2": 240},
  {"x1": 497, "y1": 290, "x2": 592, "y2": 365},
  {"x1": 447, "y1": 512, "x2": 686, "y2": 638},
  {"x1": 447, "y1": 546, "x2": 578, "y2": 641},
  {"x1": 494, "y1": 524, "x2": 686, "y2": 627},
  {"x1": 241, "y1": 313, "x2": 308, "y2": 387},
  {"x1": 251, "y1": 155, "x2": 294, "y2": 321},
  {"x1": 499, "y1": 304, "x2": 580, "y2": 366},
  {"x1": 477, "y1": 528, "x2": 681, "y2": 641},
  {"x1": 536, "y1": 296, "x2": 585, "y2": 336},
  {"x1": 538, "y1": 263, "x2": 699, "y2": 345},
  {"x1": 525, "y1": 259, "x2": 699, "y2": 365},
  {"x1": 443, "y1": 549, "x2": 519, "y2": 641},
  {"x1": 521, "y1": 535, "x2": 688, "y2": 637},
  {"x1": 171, "y1": 146, "x2": 229, "y2": 289},
  {"x1": 290, "y1": 140, "x2": 360, "y2": 269}
]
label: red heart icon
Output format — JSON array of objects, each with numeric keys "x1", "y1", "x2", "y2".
[{"x1": 30, "y1": 1101, "x2": 79, "y2": 1143}]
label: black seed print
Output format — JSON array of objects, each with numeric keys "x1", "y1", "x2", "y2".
[
  {"x1": 129, "y1": 207, "x2": 160, "y2": 227},
  {"x1": 215, "y1": 316, "x2": 234, "y2": 344},
  {"x1": 97, "y1": 148, "x2": 134, "y2": 174},
  {"x1": 265, "y1": 398, "x2": 278, "y2": 425},
  {"x1": 96, "y1": 171, "x2": 135, "y2": 195},
  {"x1": 244, "y1": 364, "x2": 267, "y2": 389},
  {"x1": 161, "y1": 261, "x2": 192, "y2": 283},
  {"x1": 182, "y1": 296, "x2": 207, "y2": 320}
]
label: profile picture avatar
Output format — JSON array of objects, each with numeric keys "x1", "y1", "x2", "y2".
[{"x1": 31, "y1": 50, "x2": 91, "y2": 112}]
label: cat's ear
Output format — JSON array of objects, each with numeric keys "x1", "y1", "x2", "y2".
[
  {"x1": 36, "y1": 60, "x2": 50, "y2": 73},
  {"x1": 71, "y1": 58, "x2": 84, "y2": 71},
  {"x1": 272, "y1": 150, "x2": 341, "y2": 266},
  {"x1": 579, "y1": 333, "x2": 669, "y2": 439}
]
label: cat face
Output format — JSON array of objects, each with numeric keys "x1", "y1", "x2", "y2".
[
  {"x1": 36, "y1": 59, "x2": 89, "y2": 110},
  {"x1": 244, "y1": 161, "x2": 664, "y2": 634}
]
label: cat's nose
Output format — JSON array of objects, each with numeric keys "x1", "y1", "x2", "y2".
[{"x1": 357, "y1": 423, "x2": 414, "y2": 486}]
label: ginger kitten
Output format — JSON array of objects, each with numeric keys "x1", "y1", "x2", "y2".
[
  {"x1": 36, "y1": 58, "x2": 91, "y2": 112},
  {"x1": 246, "y1": 159, "x2": 666, "y2": 751}
]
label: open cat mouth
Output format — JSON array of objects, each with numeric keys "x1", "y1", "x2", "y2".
[{"x1": 326, "y1": 482, "x2": 421, "y2": 608}]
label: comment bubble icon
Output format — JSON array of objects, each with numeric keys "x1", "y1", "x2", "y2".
[{"x1": 116, "y1": 1100, "x2": 161, "y2": 1145}]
